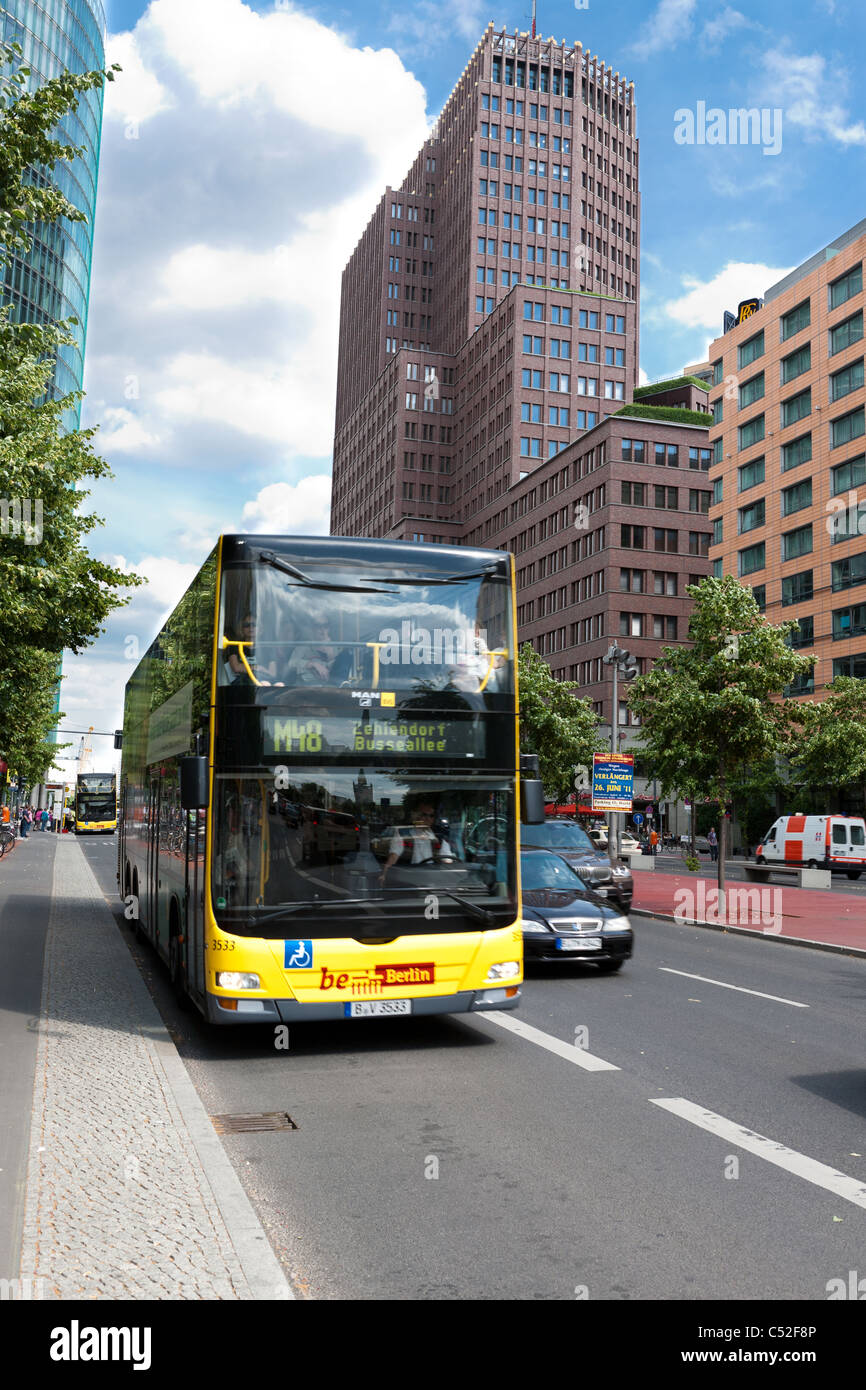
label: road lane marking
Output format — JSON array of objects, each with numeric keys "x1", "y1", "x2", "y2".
[
  {"x1": 482, "y1": 1011, "x2": 620, "y2": 1071},
  {"x1": 658, "y1": 968, "x2": 809, "y2": 1008},
  {"x1": 652, "y1": 1098, "x2": 866, "y2": 1211}
]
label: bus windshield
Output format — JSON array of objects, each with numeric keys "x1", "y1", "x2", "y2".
[
  {"x1": 212, "y1": 771, "x2": 514, "y2": 937},
  {"x1": 218, "y1": 555, "x2": 512, "y2": 696}
]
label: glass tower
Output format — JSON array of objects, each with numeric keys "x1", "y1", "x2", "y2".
[{"x1": 0, "y1": 0, "x2": 107, "y2": 426}]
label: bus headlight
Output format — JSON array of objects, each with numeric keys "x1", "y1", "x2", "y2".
[
  {"x1": 485, "y1": 961, "x2": 520, "y2": 982},
  {"x1": 215, "y1": 972, "x2": 261, "y2": 990}
]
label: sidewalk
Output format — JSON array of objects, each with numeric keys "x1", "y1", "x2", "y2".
[
  {"x1": 1, "y1": 834, "x2": 291, "y2": 1300},
  {"x1": 631, "y1": 867, "x2": 866, "y2": 956}
]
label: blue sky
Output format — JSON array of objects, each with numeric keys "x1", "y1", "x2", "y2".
[{"x1": 54, "y1": 0, "x2": 866, "y2": 774}]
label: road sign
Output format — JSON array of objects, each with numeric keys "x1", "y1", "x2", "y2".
[
  {"x1": 632, "y1": 813, "x2": 644, "y2": 826},
  {"x1": 591, "y1": 753, "x2": 634, "y2": 813}
]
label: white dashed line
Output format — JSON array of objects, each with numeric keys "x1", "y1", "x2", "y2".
[
  {"x1": 481, "y1": 1011, "x2": 620, "y2": 1071},
  {"x1": 658, "y1": 968, "x2": 809, "y2": 1008},
  {"x1": 651, "y1": 1098, "x2": 866, "y2": 1210}
]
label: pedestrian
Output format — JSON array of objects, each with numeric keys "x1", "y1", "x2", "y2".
[
  {"x1": 40, "y1": 807, "x2": 49, "y2": 832},
  {"x1": 46, "y1": 806, "x2": 54, "y2": 833},
  {"x1": 708, "y1": 826, "x2": 718, "y2": 862},
  {"x1": 649, "y1": 827, "x2": 659, "y2": 856},
  {"x1": 20, "y1": 806, "x2": 33, "y2": 838}
]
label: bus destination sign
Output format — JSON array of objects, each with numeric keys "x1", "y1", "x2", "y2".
[{"x1": 262, "y1": 714, "x2": 485, "y2": 759}]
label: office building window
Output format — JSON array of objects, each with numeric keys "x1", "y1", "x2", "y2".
[
  {"x1": 738, "y1": 330, "x2": 764, "y2": 368},
  {"x1": 781, "y1": 388, "x2": 811, "y2": 428},
  {"x1": 738, "y1": 542, "x2": 765, "y2": 576},
  {"x1": 780, "y1": 300, "x2": 810, "y2": 341},
  {"x1": 781, "y1": 434, "x2": 812, "y2": 471},
  {"x1": 781, "y1": 344, "x2": 811, "y2": 384},
  {"x1": 738, "y1": 456, "x2": 765, "y2": 492},
  {"x1": 830, "y1": 310, "x2": 864, "y2": 355},
  {"x1": 782, "y1": 523, "x2": 813, "y2": 561},
  {"x1": 781, "y1": 570, "x2": 813, "y2": 606},
  {"x1": 829, "y1": 262, "x2": 863, "y2": 311}
]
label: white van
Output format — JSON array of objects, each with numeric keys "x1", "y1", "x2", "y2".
[{"x1": 757, "y1": 815, "x2": 866, "y2": 879}]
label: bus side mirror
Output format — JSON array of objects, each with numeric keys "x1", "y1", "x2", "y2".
[
  {"x1": 520, "y1": 752, "x2": 545, "y2": 824},
  {"x1": 521, "y1": 779, "x2": 545, "y2": 825},
  {"x1": 179, "y1": 757, "x2": 209, "y2": 810}
]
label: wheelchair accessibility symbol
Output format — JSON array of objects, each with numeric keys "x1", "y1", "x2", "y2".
[{"x1": 284, "y1": 939, "x2": 314, "y2": 969}]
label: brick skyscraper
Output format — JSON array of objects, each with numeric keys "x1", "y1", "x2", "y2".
[
  {"x1": 331, "y1": 26, "x2": 712, "y2": 827},
  {"x1": 332, "y1": 24, "x2": 640, "y2": 542}
]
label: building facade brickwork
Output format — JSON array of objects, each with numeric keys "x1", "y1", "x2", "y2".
[{"x1": 707, "y1": 218, "x2": 866, "y2": 701}]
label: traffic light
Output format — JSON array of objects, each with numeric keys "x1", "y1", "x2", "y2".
[
  {"x1": 622, "y1": 654, "x2": 640, "y2": 681},
  {"x1": 114, "y1": 730, "x2": 123, "y2": 749}
]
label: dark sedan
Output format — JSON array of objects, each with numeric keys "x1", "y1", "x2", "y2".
[
  {"x1": 520, "y1": 850, "x2": 633, "y2": 972},
  {"x1": 520, "y1": 817, "x2": 633, "y2": 911}
]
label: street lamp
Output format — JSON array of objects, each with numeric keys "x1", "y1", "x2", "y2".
[{"x1": 601, "y1": 643, "x2": 639, "y2": 861}]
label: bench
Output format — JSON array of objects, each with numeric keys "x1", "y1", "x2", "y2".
[{"x1": 744, "y1": 863, "x2": 831, "y2": 890}]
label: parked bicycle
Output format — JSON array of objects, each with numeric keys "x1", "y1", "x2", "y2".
[{"x1": 0, "y1": 823, "x2": 17, "y2": 857}]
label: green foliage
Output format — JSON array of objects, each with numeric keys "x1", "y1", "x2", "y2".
[
  {"x1": 633, "y1": 376, "x2": 709, "y2": 399},
  {"x1": 628, "y1": 576, "x2": 815, "y2": 884},
  {"x1": 0, "y1": 42, "x2": 136, "y2": 783},
  {"x1": 517, "y1": 643, "x2": 606, "y2": 802},
  {"x1": 614, "y1": 403, "x2": 711, "y2": 426},
  {"x1": 0, "y1": 40, "x2": 119, "y2": 258},
  {"x1": 683, "y1": 854, "x2": 700, "y2": 873},
  {"x1": 788, "y1": 677, "x2": 866, "y2": 803}
]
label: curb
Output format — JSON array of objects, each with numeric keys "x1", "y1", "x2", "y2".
[
  {"x1": 29, "y1": 838, "x2": 294, "y2": 1301},
  {"x1": 104, "y1": 881, "x2": 295, "y2": 1300},
  {"x1": 631, "y1": 907, "x2": 866, "y2": 959}
]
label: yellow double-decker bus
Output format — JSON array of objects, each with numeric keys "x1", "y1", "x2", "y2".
[
  {"x1": 75, "y1": 772, "x2": 117, "y2": 833},
  {"x1": 118, "y1": 535, "x2": 541, "y2": 1025}
]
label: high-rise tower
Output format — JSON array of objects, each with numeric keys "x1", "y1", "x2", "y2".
[
  {"x1": 0, "y1": 0, "x2": 107, "y2": 426},
  {"x1": 332, "y1": 25, "x2": 640, "y2": 543}
]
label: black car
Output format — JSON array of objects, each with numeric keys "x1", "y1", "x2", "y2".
[
  {"x1": 520, "y1": 817, "x2": 633, "y2": 911},
  {"x1": 520, "y1": 850, "x2": 633, "y2": 971}
]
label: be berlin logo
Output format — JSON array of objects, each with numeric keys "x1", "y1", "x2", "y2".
[{"x1": 674, "y1": 102, "x2": 783, "y2": 157}]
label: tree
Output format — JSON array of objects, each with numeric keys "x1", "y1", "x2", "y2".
[
  {"x1": 518, "y1": 643, "x2": 606, "y2": 803},
  {"x1": 788, "y1": 677, "x2": 866, "y2": 811},
  {"x1": 627, "y1": 576, "x2": 815, "y2": 900},
  {"x1": 0, "y1": 41, "x2": 139, "y2": 782}
]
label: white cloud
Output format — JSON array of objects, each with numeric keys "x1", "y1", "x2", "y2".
[
  {"x1": 98, "y1": 406, "x2": 162, "y2": 452},
  {"x1": 665, "y1": 261, "x2": 793, "y2": 331},
  {"x1": 241, "y1": 477, "x2": 332, "y2": 535},
  {"x1": 153, "y1": 351, "x2": 329, "y2": 457},
  {"x1": 761, "y1": 46, "x2": 866, "y2": 145},
  {"x1": 88, "y1": 0, "x2": 431, "y2": 462},
  {"x1": 104, "y1": 30, "x2": 173, "y2": 123},
  {"x1": 701, "y1": 8, "x2": 755, "y2": 48},
  {"x1": 629, "y1": 0, "x2": 698, "y2": 57}
]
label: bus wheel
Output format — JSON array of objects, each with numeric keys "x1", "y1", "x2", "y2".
[{"x1": 807, "y1": 860, "x2": 819, "y2": 869}]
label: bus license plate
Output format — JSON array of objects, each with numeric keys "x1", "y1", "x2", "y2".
[
  {"x1": 559, "y1": 937, "x2": 602, "y2": 951},
  {"x1": 347, "y1": 1000, "x2": 412, "y2": 1018}
]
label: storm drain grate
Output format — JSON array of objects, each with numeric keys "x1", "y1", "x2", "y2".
[{"x1": 211, "y1": 1111, "x2": 298, "y2": 1134}]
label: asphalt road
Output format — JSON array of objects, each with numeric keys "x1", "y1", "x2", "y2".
[{"x1": 83, "y1": 834, "x2": 866, "y2": 1302}]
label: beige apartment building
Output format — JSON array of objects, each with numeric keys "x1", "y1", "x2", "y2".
[{"x1": 708, "y1": 218, "x2": 865, "y2": 700}]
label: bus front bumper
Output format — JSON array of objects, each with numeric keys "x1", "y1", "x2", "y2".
[{"x1": 205, "y1": 987, "x2": 522, "y2": 1025}]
